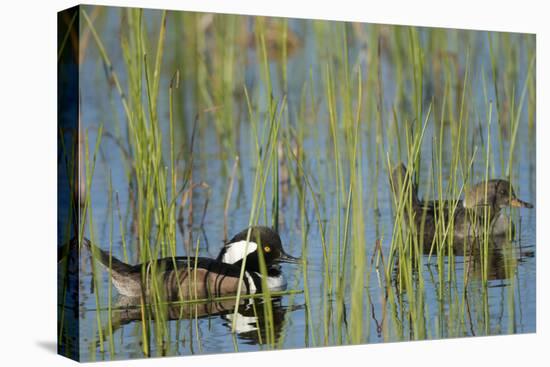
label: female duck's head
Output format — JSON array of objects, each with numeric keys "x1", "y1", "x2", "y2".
[
  {"x1": 217, "y1": 226, "x2": 301, "y2": 272},
  {"x1": 464, "y1": 179, "x2": 533, "y2": 213}
]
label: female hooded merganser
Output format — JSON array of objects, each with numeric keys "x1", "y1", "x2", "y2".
[
  {"x1": 84, "y1": 226, "x2": 300, "y2": 300},
  {"x1": 390, "y1": 163, "x2": 533, "y2": 245}
]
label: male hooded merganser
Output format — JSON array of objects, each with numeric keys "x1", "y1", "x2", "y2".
[
  {"x1": 390, "y1": 163, "x2": 533, "y2": 245},
  {"x1": 84, "y1": 226, "x2": 300, "y2": 300}
]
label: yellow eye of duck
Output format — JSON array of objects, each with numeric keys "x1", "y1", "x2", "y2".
[{"x1": 264, "y1": 246, "x2": 271, "y2": 253}]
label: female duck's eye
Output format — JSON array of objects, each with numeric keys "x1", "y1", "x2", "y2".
[{"x1": 264, "y1": 246, "x2": 271, "y2": 253}]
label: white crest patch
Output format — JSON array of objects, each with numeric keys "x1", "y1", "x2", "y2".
[{"x1": 221, "y1": 240, "x2": 258, "y2": 265}]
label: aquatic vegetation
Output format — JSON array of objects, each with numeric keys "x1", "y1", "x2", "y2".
[{"x1": 58, "y1": 5, "x2": 536, "y2": 361}]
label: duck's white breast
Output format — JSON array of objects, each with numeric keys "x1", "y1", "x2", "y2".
[{"x1": 256, "y1": 273, "x2": 287, "y2": 292}]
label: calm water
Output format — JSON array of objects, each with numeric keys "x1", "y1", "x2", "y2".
[{"x1": 63, "y1": 6, "x2": 536, "y2": 361}]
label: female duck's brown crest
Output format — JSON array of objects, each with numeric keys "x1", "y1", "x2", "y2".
[
  {"x1": 463, "y1": 179, "x2": 533, "y2": 211},
  {"x1": 390, "y1": 163, "x2": 421, "y2": 209}
]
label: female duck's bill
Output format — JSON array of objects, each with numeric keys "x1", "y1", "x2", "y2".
[{"x1": 82, "y1": 226, "x2": 301, "y2": 300}]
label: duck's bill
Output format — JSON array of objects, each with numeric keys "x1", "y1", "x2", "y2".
[
  {"x1": 510, "y1": 197, "x2": 534, "y2": 209},
  {"x1": 277, "y1": 251, "x2": 302, "y2": 264}
]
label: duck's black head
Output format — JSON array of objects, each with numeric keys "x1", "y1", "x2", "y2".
[
  {"x1": 464, "y1": 179, "x2": 533, "y2": 213},
  {"x1": 218, "y1": 226, "x2": 300, "y2": 272}
]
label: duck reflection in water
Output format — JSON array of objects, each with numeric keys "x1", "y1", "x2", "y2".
[
  {"x1": 430, "y1": 236, "x2": 535, "y2": 282},
  {"x1": 98, "y1": 295, "x2": 301, "y2": 347}
]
